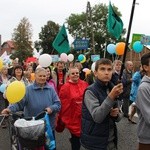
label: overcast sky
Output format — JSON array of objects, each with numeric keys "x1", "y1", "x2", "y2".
[{"x1": 0, "y1": 0, "x2": 149, "y2": 44}]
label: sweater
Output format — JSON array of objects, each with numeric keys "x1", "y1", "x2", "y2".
[{"x1": 135, "y1": 75, "x2": 150, "y2": 144}]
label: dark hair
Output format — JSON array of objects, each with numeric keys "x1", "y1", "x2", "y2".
[
  {"x1": 44, "y1": 66, "x2": 52, "y2": 80},
  {"x1": 95, "y1": 58, "x2": 112, "y2": 71},
  {"x1": 12, "y1": 65, "x2": 24, "y2": 78},
  {"x1": 141, "y1": 52, "x2": 150, "y2": 66},
  {"x1": 57, "y1": 61, "x2": 65, "y2": 65}
]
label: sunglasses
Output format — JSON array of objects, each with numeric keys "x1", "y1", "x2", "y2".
[{"x1": 71, "y1": 72, "x2": 79, "y2": 75}]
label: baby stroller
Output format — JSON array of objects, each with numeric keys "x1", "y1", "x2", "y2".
[{"x1": 14, "y1": 111, "x2": 46, "y2": 150}]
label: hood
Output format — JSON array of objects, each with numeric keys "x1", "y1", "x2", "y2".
[{"x1": 141, "y1": 75, "x2": 150, "y2": 84}]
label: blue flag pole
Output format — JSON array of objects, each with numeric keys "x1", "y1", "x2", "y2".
[{"x1": 119, "y1": 0, "x2": 136, "y2": 80}]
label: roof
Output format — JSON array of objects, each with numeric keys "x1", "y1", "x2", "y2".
[
  {"x1": 1, "y1": 40, "x2": 14, "y2": 48},
  {"x1": 6, "y1": 40, "x2": 14, "y2": 48}
]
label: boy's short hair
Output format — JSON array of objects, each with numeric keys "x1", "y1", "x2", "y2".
[
  {"x1": 95, "y1": 58, "x2": 112, "y2": 71},
  {"x1": 141, "y1": 52, "x2": 150, "y2": 66}
]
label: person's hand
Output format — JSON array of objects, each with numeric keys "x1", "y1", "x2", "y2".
[
  {"x1": 110, "y1": 108, "x2": 119, "y2": 117},
  {"x1": 108, "y1": 83, "x2": 123, "y2": 100},
  {"x1": 45, "y1": 107, "x2": 53, "y2": 114},
  {"x1": 1, "y1": 108, "x2": 11, "y2": 116}
]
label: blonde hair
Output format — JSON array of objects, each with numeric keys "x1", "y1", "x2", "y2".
[
  {"x1": 0, "y1": 65, "x2": 8, "y2": 73},
  {"x1": 68, "y1": 66, "x2": 79, "y2": 75},
  {"x1": 113, "y1": 60, "x2": 122, "y2": 66}
]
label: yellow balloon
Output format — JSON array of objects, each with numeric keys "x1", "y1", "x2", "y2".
[
  {"x1": 0, "y1": 58, "x2": 3, "y2": 70},
  {"x1": 6, "y1": 81, "x2": 26, "y2": 104}
]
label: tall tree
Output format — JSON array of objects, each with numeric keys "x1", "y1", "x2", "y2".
[
  {"x1": 36, "y1": 21, "x2": 60, "y2": 54},
  {"x1": 11, "y1": 17, "x2": 33, "y2": 63},
  {"x1": 66, "y1": 3, "x2": 126, "y2": 56}
]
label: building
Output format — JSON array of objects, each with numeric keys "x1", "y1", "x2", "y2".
[
  {"x1": 0, "y1": 40, "x2": 15, "y2": 56},
  {"x1": 122, "y1": 46, "x2": 150, "y2": 71}
]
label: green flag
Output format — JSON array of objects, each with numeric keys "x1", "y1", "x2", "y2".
[
  {"x1": 52, "y1": 24, "x2": 70, "y2": 54},
  {"x1": 107, "y1": 2, "x2": 123, "y2": 39}
]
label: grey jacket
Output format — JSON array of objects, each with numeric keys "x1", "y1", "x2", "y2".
[{"x1": 135, "y1": 75, "x2": 150, "y2": 144}]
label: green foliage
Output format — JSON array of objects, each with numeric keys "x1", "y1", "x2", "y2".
[
  {"x1": 10, "y1": 48, "x2": 33, "y2": 62},
  {"x1": 67, "y1": 13, "x2": 87, "y2": 38},
  {"x1": 66, "y1": 3, "x2": 126, "y2": 57},
  {"x1": 36, "y1": 21, "x2": 60, "y2": 54},
  {"x1": 11, "y1": 17, "x2": 33, "y2": 62}
]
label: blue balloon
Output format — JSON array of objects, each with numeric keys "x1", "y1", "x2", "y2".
[
  {"x1": 133, "y1": 41, "x2": 144, "y2": 53},
  {"x1": 0, "y1": 84, "x2": 7, "y2": 93},
  {"x1": 93, "y1": 56, "x2": 100, "y2": 62},
  {"x1": 78, "y1": 54, "x2": 84, "y2": 61},
  {"x1": 107, "y1": 44, "x2": 116, "y2": 54}
]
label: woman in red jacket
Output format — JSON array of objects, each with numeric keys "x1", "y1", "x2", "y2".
[{"x1": 58, "y1": 66, "x2": 88, "y2": 150}]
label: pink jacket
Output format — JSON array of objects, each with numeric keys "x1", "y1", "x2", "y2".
[{"x1": 47, "y1": 79, "x2": 58, "y2": 94}]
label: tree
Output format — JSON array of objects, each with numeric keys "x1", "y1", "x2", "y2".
[
  {"x1": 66, "y1": 3, "x2": 126, "y2": 57},
  {"x1": 35, "y1": 21, "x2": 60, "y2": 54},
  {"x1": 11, "y1": 17, "x2": 33, "y2": 63}
]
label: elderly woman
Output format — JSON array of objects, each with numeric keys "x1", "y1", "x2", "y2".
[
  {"x1": 1, "y1": 67, "x2": 61, "y2": 150},
  {"x1": 57, "y1": 66, "x2": 88, "y2": 150}
]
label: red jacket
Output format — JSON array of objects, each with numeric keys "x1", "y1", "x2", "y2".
[{"x1": 59, "y1": 79, "x2": 88, "y2": 137}]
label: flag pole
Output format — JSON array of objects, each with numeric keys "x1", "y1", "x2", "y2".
[{"x1": 119, "y1": 0, "x2": 136, "y2": 80}]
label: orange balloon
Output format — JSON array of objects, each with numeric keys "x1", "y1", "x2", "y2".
[
  {"x1": 116, "y1": 42, "x2": 125, "y2": 55},
  {"x1": 86, "y1": 70, "x2": 91, "y2": 77}
]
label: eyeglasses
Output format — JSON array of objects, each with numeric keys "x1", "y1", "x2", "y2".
[{"x1": 71, "y1": 72, "x2": 79, "y2": 75}]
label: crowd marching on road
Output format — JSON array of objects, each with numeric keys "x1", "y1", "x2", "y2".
[{"x1": 0, "y1": 52, "x2": 150, "y2": 150}]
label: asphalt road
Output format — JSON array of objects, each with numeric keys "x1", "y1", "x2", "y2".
[
  {"x1": 0, "y1": 116, "x2": 138, "y2": 150},
  {"x1": 55, "y1": 116, "x2": 138, "y2": 150},
  {"x1": 0, "y1": 116, "x2": 11, "y2": 150}
]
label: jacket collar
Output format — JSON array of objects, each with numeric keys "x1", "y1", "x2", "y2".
[
  {"x1": 95, "y1": 79, "x2": 114, "y2": 91},
  {"x1": 33, "y1": 81, "x2": 51, "y2": 90}
]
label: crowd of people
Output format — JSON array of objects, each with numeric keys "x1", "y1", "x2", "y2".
[{"x1": 0, "y1": 52, "x2": 150, "y2": 150}]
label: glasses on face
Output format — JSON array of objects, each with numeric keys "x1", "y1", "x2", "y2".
[{"x1": 71, "y1": 72, "x2": 79, "y2": 75}]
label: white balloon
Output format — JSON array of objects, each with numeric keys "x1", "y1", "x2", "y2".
[
  {"x1": 67, "y1": 54, "x2": 74, "y2": 62},
  {"x1": 39, "y1": 54, "x2": 52, "y2": 67},
  {"x1": 91, "y1": 62, "x2": 96, "y2": 72}
]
